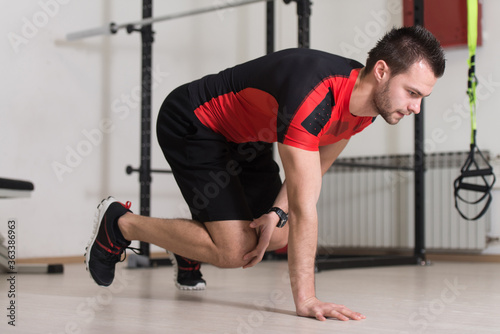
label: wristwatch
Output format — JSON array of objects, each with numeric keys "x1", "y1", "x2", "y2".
[{"x1": 268, "y1": 207, "x2": 288, "y2": 228}]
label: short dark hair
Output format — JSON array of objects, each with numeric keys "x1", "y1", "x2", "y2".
[{"x1": 364, "y1": 26, "x2": 446, "y2": 78}]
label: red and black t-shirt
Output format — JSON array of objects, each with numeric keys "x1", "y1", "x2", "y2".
[{"x1": 188, "y1": 48, "x2": 375, "y2": 151}]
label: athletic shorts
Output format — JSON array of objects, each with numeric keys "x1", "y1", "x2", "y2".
[{"x1": 156, "y1": 83, "x2": 282, "y2": 223}]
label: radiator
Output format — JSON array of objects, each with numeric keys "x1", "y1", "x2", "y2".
[{"x1": 317, "y1": 152, "x2": 491, "y2": 252}]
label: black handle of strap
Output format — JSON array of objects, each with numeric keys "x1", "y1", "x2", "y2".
[
  {"x1": 460, "y1": 168, "x2": 493, "y2": 177},
  {"x1": 454, "y1": 175, "x2": 490, "y2": 205},
  {"x1": 454, "y1": 191, "x2": 493, "y2": 221},
  {"x1": 453, "y1": 143, "x2": 496, "y2": 221},
  {"x1": 457, "y1": 182, "x2": 490, "y2": 193}
]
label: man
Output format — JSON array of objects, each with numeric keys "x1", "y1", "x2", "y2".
[{"x1": 85, "y1": 25, "x2": 445, "y2": 321}]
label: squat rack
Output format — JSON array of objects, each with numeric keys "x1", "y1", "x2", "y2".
[{"x1": 67, "y1": 0, "x2": 426, "y2": 270}]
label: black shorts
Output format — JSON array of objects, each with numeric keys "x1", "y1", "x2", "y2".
[{"x1": 156, "y1": 84, "x2": 282, "y2": 223}]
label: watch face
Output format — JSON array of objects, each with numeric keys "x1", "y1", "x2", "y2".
[
  {"x1": 269, "y1": 207, "x2": 287, "y2": 228},
  {"x1": 280, "y1": 212, "x2": 288, "y2": 222}
]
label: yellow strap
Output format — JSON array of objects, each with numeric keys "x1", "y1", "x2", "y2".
[
  {"x1": 467, "y1": 0, "x2": 478, "y2": 56},
  {"x1": 467, "y1": 0, "x2": 478, "y2": 143}
]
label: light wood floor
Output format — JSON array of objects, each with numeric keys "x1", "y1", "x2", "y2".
[{"x1": 1, "y1": 259, "x2": 500, "y2": 333}]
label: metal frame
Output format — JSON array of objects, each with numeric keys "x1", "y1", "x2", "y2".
[
  {"x1": 137, "y1": 0, "x2": 154, "y2": 257},
  {"x1": 413, "y1": 0, "x2": 426, "y2": 264},
  {"x1": 125, "y1": 0, "x2": 313, "y2": 266},
  {"x1": 66, "y1": 0, "x2": 273, "y2": 41},
  {"x1": 283, "y1": 0, "x2": 310, "y2": 48},
  {"x1": 66, "y1": 0, "x2": 281, "y2": 267}
]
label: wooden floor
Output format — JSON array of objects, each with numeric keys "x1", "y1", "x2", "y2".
[{"x1": 1, "y1": 259, "x2": 500, "y2": 333}]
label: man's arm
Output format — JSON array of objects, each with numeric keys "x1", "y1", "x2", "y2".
[
  {"x1": 242, "y1": 139, "x2": 350, "y2": 268},
  {"x1": 319, "y1": 139, "x2": 349, "y2": 175},
  {"x1": 278, "y1": 141, "x2": 365, "y2": 321}
]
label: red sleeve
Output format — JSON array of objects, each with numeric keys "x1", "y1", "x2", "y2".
[{"x1": 281, "y1": 81, "x2": 333, "y2": 151}]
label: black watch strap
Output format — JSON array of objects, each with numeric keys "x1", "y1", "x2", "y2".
[{"x1": 268, "y1": 207, "x2": 288, "y2": 228}]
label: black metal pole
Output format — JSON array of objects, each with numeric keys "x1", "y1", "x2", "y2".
[
  {"x1": 139, "y1": 0, "x2": 153, "y2": 257},
  {"x1": 413, "y1": 0, "x2": 426, "y2": 263},
  {"x1": 296, "y1": 0, "x2": 310, "y2": 49},
  {"x1": 266, "y1": 0, "x2": 274, "y2": 54},
  {"x1": 283, "y1": 0, "x2": 310, "y2": 49}
]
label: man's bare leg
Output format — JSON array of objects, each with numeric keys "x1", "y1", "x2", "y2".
[
  {"x1": 118, "y1": 212, "x2": 289, "y2": 267},
  {"x1": 267, "y1": 224, "x2": 289, "y2": 251},
  {"x1": 118, "y1": 213, "x2": 260, "y2": 268},
  {"x1": 86, "y1": 197, "x2": 290, "y2": 289}
]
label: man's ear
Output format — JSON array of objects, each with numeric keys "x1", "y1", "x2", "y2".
[{"x1": 373, "y1": 60, "x2": 390, "y2": 82}]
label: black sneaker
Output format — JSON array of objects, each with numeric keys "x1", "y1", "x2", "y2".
[
  {"x1": 169, "y1": 252, "x2": 206, "y2": 290},
  {"x1": 85, "y1": 196, "x2": 139, "y2": 286}
]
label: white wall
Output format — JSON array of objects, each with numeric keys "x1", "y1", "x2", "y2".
[{"x1": 1, "y1": 0, "x2": 499, "y2": 259}]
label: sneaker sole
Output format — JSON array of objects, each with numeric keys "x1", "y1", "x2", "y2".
[
  {"x1": 84, "y1": 196, "x2": 118, "y2": 282},
  {"x1": 168, "y1": 251, "x2": 206, "y2": 291}
]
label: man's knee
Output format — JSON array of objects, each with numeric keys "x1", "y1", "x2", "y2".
[
  {"x1": 203, "y1": 219, "x2": 258, "y2": 268},
  {"x1": 267, "y1": 227, "x2": 289, "y2": 252},
  {"x1": 272, "y1": 237, "x2": 288, "y2": 252},
  {"x1": 213, "y1": 240, "x2": 256, "y2": 268}
]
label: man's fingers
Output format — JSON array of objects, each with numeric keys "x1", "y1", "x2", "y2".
[
  {"x1": 242, "y1": 254, "x2": 261, "y2": 268},
  {"x1": 315, "y1": 311, "x2": 327, "y2": 321},
  {"x1": 249, "y1": 221, "x2": 259, "y2": 228},
  {"x1": 308, "y1": 303, "x2": 366, "y2": 321},
  {"x1": 249, "y1": 218, "x2": 264, "y2": 228},
  {"x1": 242, "y1": 243, "x2": 265, "y2": 260},
  {"x1": 328, "y1": 307, "x2": 365, "y2": 321},
  {"x1": 313, "y1": 308, "x2": 347, "y2": 322},
  {"x1": 243, "y1": 238, "x2": 269, "y2": 262},
  {"x1": 330, "y1": 310, "x2": 349, "y2": 321},
  {"x1": 242, "y1": 248, "x2": 266, "y2": 268},
  {"x1": 243, "y1": 218, "x2": 273, "y2": 267},
  {"x1": 336, "y1": 306, "x2": 365, "y2": 320},
  {"x1": 242, "y1": 258, "x2": 256, "y2": 269},
  {"x1": 298, "y1": 298, "x2": 365, "y2": 322},
  {"x1": 348, "y1": 311, "x2": 366, "y2": 320},
  {"x1": 242, "y1": 250, "x2": 257, "y2": 261}
]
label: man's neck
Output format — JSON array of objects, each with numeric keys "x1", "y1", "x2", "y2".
[{"x1": 349, "y1": 68, "x2": 378, "y2": 118}]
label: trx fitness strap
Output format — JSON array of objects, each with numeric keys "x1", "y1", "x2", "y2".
[{"x1": 454, "y1": 0, "x2": 496, "y2": 221}]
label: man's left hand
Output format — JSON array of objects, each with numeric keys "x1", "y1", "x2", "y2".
[{"x1": 242, "y1": 213, "x2": 277, "y2": 268}]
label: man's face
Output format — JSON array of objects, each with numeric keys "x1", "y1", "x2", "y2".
[{"x1": 373, "y1": 60, "x2": 437, "y2": 125}]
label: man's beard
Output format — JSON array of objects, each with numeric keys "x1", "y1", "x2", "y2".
[{"x1": 372, "y1": 81, "x2": 400, "y2": 125}]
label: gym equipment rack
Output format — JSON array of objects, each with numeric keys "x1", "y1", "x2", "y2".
[{"x1": 67, "y1": 0, "x2": 427, "y2": 271}]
